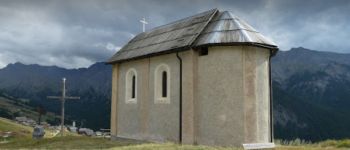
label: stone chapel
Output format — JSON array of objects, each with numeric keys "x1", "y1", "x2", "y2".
[{"x1": 107, "y1": 9, "x2": 278, "y2": 147}]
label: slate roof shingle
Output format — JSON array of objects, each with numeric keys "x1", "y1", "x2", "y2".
[{"x1": 108, "y1": 9, "x2": 278, "y2": 63}]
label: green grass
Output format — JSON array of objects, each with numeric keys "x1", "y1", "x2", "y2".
[
  {"x1": 0, "y1": 136, "x2": 138, "y2": 149},
  {"x1": 1, "y1": 117, "x2": 350, "y2": 149},
  {"x1": 0, "y1": 117, "x2": 70, "y2": 144},
  {"x1": 318, "y1": 139, "x2": 350, "y2": 148},
  {"x1": 0, "y1": 117, "x2": 32, "y2": 141},
  {"x1": 0, "y1": 135, "x2": 350, "y2": 149},
  {"x1": 110, "y1": 143, "x2": 240, "y2": 150},
  {"x1": 0, "y1": 136, "x2": 241, "y2": 150},
  {"x1": 275, "y1": 138, "x2": 350, "y2": 150}
]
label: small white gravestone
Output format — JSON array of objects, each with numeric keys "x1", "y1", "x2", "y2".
[{"x1": 243, "y1": 143, "x2": 275, "y2": 149}]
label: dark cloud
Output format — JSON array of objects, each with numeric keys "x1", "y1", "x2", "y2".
[{"x1": 0, "y1": 0, "x2": 349, "y2": 68}]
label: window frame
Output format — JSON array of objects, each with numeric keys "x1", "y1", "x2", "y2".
[
  {"x1": 154, "y1": 64, "x2": 170, "y2": 104},
  {"x1": 125, "y1": 68, "x2": 137, "y2": 104}
]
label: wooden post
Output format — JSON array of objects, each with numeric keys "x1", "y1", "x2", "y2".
[{"x1": 47, "y1": 78, "x2": 80, "y2": 136}]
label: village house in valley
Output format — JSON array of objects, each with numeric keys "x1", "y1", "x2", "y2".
[{"x1": 107, "y1": 9, "x2": 278, "y2": 147}]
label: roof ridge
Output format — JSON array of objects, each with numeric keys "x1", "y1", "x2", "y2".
[
  {"x1": 201, "y1": 29, "x2": 259, "y2": 34},
  {"x1": 188, "y1": 9, "x2": 219, "y2": 47}
]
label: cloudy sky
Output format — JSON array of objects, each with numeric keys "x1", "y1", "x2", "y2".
[{"x1": 0, "y1": 0, "x2": 349, "y2": 69}]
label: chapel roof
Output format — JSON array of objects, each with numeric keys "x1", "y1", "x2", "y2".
[{"x1": 108, "y1": 9, "x2": 278, "y2": 64}]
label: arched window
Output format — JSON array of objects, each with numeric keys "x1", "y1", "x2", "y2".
[
  {"x1": 125, "y1": 68, "x2": 137, "y2": 104},
  {"x1": 162, "y1": 71, "x2": 167, "y2": 97},
  {"x1": 155, "y1": 64, "x2": 170, "y2": 104},
  {"x1": 132, "y1": 75, "x2": 136, "y2": 98}
]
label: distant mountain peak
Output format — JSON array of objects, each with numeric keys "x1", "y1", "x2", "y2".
[
  {"x1": 4, "y1": 62, "x2": 31, "y2": 70},
  {"x1": 2, "y1": 62, "x2": 62, "y2": 71},
  {"x1": 7, "y1": 62, "x2": 25, "y2": 67},
  {"x1": 290, "y1": 47, "x2": 312, "y2": 51},
  {"x1": 288, "y1": 47, "x2": 350, "y2": 55},
  {"x1": 88, "y1": 62, "x2": 107, "y2": 68},
  {"x1": 2, "y1": 62, "x2": 108, "y2": 71}
]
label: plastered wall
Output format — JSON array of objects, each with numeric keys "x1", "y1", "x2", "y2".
[
  {"x1": 110, "y1": 46, "x2": 271, "y2": 147},
  {"x1": 195, "y1": 46, "x2": 271, "y2": 146},
  {"x1": 112, "y1": 53, "x2": 180, "y2": 142}
]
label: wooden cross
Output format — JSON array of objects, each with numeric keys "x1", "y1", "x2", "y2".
[
  {"x1": 140, "y1": 17, "x2": 148, "y2": 32},
  {"x1": 47, "y1": 78, "x2": 80, "y2": 136}
]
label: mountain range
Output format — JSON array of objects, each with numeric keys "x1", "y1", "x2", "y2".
[
  {"x1": 272, "y1": 47, "x2": 350, "y2": 141},
  {"x1": 0, "y1": 47, "x2": 349, "y2": 141},
  {"x1": 0, "y1": 62, "x2": 112, "y2": 129}
]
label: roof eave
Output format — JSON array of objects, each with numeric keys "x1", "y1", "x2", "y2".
[
  {"x1": 106, "y1": 45, "x2": 192, "y2": 64},
  {"x1": 106, "y1": 42, "x2": 278, "y2": 64},
  {"x1": 193, "y1": 42, "x2": 278, "y2": 55}
]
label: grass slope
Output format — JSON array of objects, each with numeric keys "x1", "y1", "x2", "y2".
[
  {"x1": 1, "y1": 135, "x2": 350, "y2": 150},
  {"x1": 1, "y1": 117, "x2": 349, "y2": 149},
  {"x1": 0, "y1": 136, "x2": 136, "y2": 149},
  {"x1": 0, "y1": 117, "x2": 32, "y2": 145},
  {"x1": 0, "y1": 117, "x2": 59, "y2": 144},
  {"x1": 0, "y1": 93, "x2": 59, "y2": 124},
  {"x1": 0, "y1": 135, "x2": 240, "y2": 150}
]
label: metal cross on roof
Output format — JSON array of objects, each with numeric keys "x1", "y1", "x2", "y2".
[
  {"x1": 47, "y1": 78, "x2": 80, "y2": 136},
  {"x1": 140, "y1": 17, "x2": 148, "y2": 32}
]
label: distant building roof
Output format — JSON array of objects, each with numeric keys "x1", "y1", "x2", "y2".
[
  {"x1": 108, "y1": 9, "x2": 278, "y2": 64},
  {"x1": 15, "y1": 116, "x2": 27, "y2": 122}
]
